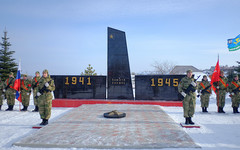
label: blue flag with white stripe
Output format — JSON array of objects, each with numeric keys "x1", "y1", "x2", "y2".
[{"x1": 228, "y1": 34, "x2": 240, "y2": 51}]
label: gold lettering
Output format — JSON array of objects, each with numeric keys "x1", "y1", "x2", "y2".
[
  {"x1": 72, "y1": 77, "x2": 77, "y2": 85},
  {"x1": 158, "y1": 78, "x2": 163, "y2": 86},
  {"x1": 79, "y1": 77, "x2": 84, "y2": 85},
  {"x1": 87, "y1": 77, "x2": 91, "y2": 85},
  {"x1": 65, "y1": 77, "x2": 69, "y2": 85},
  {"x1": 173, "y1": 78, "x2": 178, "y2": 87},
  {"x1": 165, "y1": 78, "x2": 171, "y2": 86},
  {"x1": 151, "y1": 78, "x2": 155, "y2": 86}
]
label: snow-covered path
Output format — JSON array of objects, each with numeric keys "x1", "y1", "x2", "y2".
[{"x1": 0, "y1": 94, "x2": 240, "y2": 150}]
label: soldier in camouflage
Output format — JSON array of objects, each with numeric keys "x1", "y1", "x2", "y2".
[
  {"x1": 213, "y1": 71, "x2": 228, "y2": 113},
  {"x1": 32, "y1": 71, "x2": 40, "y2": 112},
  {"x1": 20, "y1": 74, "x2": 32, "y2": 111},
  {"x1": 0, "y1": 77, "x2": 4, "y2": 110},
  {"x1": 198, "y1": 75, "x2": 212, "y2": 112},
  {"x1": 228, "y1": 74, "x2": 240, "y2": 113},
  {"x1": 4, "y1": 72, "x2": 16, "y2": 111},
  {"x1": 178, "y1": 70, "x2": 197, "y2": 125},
  {"x1": 36, "y1": 69, "x2": 55, "y2": 125}
]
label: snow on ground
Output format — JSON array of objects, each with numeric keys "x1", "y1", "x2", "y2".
[
  {"x1": 162, "y1": 94, "x2": 240, "y2": 150},
  {"x1": 0, "y1": 94, "x2": 240, "y2": 150}
]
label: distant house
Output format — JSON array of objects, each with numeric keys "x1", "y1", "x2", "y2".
[{"x1": 170, "y1": 65, "x2": 202, "y2": 75}]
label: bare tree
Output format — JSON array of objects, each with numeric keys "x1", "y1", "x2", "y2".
[{"x1": 151, "y1": 60, "x2": 175, "y2": 74}]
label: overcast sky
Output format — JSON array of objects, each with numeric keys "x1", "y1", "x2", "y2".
[{"x1": 0, "y1": 0, "x2": 239, "y2": 76}]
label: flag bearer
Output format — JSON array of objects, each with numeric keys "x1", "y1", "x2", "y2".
[
  {"x1": 32, "y1": 71, "x2": 40, "y2": 112},
  {"x1": 229, "y1": 74, "x2": 240, "y2": 113},
  {"x1": 213, "y1": 71, "x2": 228, "y2": 113},
  {"x1": 4, "y1": 72, "x2": 15, "y2": 111},
  {"x1": 36, "y1": 69, "x2": 55, "y2": 126},
  {"x1": 178, "y1": 70, "x2": 198, "y2": 125},
  {"x1": 20, "y1": 74, "x2": 32, "y2": 111},
  {"x1": 198, "y1": 75, "x2": 212, "y2": 112}
]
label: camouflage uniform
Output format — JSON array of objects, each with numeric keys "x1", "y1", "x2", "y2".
[
  {"x1": 198, "y1": 77, "x2": 212, "y2": 112},
  {"x1": 213, "y1": 74, "x2": 228, "y2": 113},
  {"x1": 20, "y1": 74, "x2": 32, "y2": 111},
  {"x1": 5, "y1": 73, "x2": 16, "y2": 111},
  {"x1": 37, "y1": 69, "x2": 55, "y2": 125},
  {"x1": 32, "y1": 71, "x2": 40, "y2": 112},
  {"x1": 178, "y1": 70, "x2": 197, "y2": 124},
  {"x1": 0, "y1": 78, "x2": 4, "y2": 110},
  {"x1": 228, "y1": 75, "x2": 240, "y2": 113}
]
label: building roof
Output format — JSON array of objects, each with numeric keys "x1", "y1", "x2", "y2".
[{"x1": 170, "y1": 65, "x2": 202, "y2": 74}]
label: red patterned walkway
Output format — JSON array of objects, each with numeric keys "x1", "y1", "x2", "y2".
[{"x1": 14, "y1": 104, "x2": 198, "y2": 149}]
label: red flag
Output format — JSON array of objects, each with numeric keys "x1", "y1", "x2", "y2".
[{"x1": 210, "y1": 59, "x2": 220, "y2": 93}]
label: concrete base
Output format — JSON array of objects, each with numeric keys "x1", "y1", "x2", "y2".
[{"x1": 14, "y1": 104, "x2": 200, "y2": 149}]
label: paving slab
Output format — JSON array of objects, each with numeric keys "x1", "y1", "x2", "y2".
[{"x1": 14, "y1": 104, "x2": 200, "y2": 149}]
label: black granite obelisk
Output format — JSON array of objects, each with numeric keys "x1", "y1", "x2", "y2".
[{"x1": 107, "y1": 27, "x2": 133, "y2": 100}]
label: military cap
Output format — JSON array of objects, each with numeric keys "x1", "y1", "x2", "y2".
[
  {"x1": 220, "y1": 70, "x2": 224, "y2": 74},
  {"x1": 43, "y1": 69, "x2": 49, "y2": 74},
  {"x1": 35, "y1": 71, "x2": 40, "y2": 74},
  {"x1": 186, "y1": 70, "x2": 192, "y2": 73},
  {"x1": 233, "y1": 74, "x2": 238, "y2": 78},
  {"x1": 9, "y1": 72, "x2": 14, "y2": 76},
  {"x1": 23, "y1": 74, "x2": 27, "y2": 77},
  {"x1": 203, "y1": 75, "x2": 207, "y2": 78}
]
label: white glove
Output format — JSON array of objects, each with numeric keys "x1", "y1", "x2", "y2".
[
  {"x1": 191, "y1": 81, "x2": 197, "y2": 87},
  {"x1": 3, "y1": 89, "x2": 5, "y2": 92},
  {"x1": 45, "y1": 82, "x2": 49, "y2": 87},
  {"x1": 37, "y1": 92, "x2": 41, "y2": 96},
  {"x1": 216, "y1": 86, "x2": 219, "y2": 89},
  {"x1": 181, "y1": 92, "x2": 187, "y2": 97},
  {"x1": 27, "y1": 93, "x2": 29, "y2": 95}
]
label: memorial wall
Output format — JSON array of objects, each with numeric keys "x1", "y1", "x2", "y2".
[{"x1": 52, "y1": 27, "x2": 184, "y2": 101}]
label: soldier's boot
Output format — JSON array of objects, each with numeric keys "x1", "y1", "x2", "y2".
[
  {"x1": 21, "y1": 106, "x2": 27, "y2": 111},
  {"x1": 188, "y1": 117, "x2": 195, "y2": 125},
  {"x1": 202, "y1": 107, "x2": 205, "y2": 112},
  {"x1": 185, "y1": 117, "x2": 189, "y2": 125},
  {"x1": 236, "y1": 107, "x2": 239, "y2": 113},
  {"x1": 218, "y1": 107, "x2": 224, "y2": 113},
  {"x1": 221, "y1": 107, "x2": 225, "y2": 113},
  {"x1": 6, "y1": 105, "x2": 13, "y2": 111},
  {"x1": 233, "y1": 107, "x2": 237, "y2": 113},
  {"x1": 5, "y1": 105, "x2": 10, "y2": 111},
  {"x1": 0, "y1": 105, "x2": 1, "y2": 110},
  {"x1": 205, "y1": 107, "x2": 208, "y2": 113},
  {"x1": 40, "y1": 119, "x2": 45, "y2": 125},
  {"x1": 218, "y1": 107, "x2": 221, "y2": 113},
  {"x1": 43, "y1": 119, "x2": 48, "y2": 125},
  {"x1": 32, "y1": 106, "x2": 39, "y2": 112}
]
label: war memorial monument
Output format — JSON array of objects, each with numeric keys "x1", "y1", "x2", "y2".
[
  {"x1": 14, "y1": 27, "x2": 199, "y2": 149},
  {"x1": 52, "y1": 27, "x2": 184, "y2": 102}
]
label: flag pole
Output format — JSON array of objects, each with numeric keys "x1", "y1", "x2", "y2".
[
  {"x1": 19, "y1": 60, "x2": 21, "y2": 111},
  {"x1": 217, "y1": 55, "x2": 219, "y2": 112},
  {"x1": 18, "y1": 60, "x2": 21, "y2": 111}
]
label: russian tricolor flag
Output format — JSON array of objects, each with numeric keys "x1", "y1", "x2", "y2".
[{"x1": 13, "y1": 62, "x2": 22, "y2": 102}]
